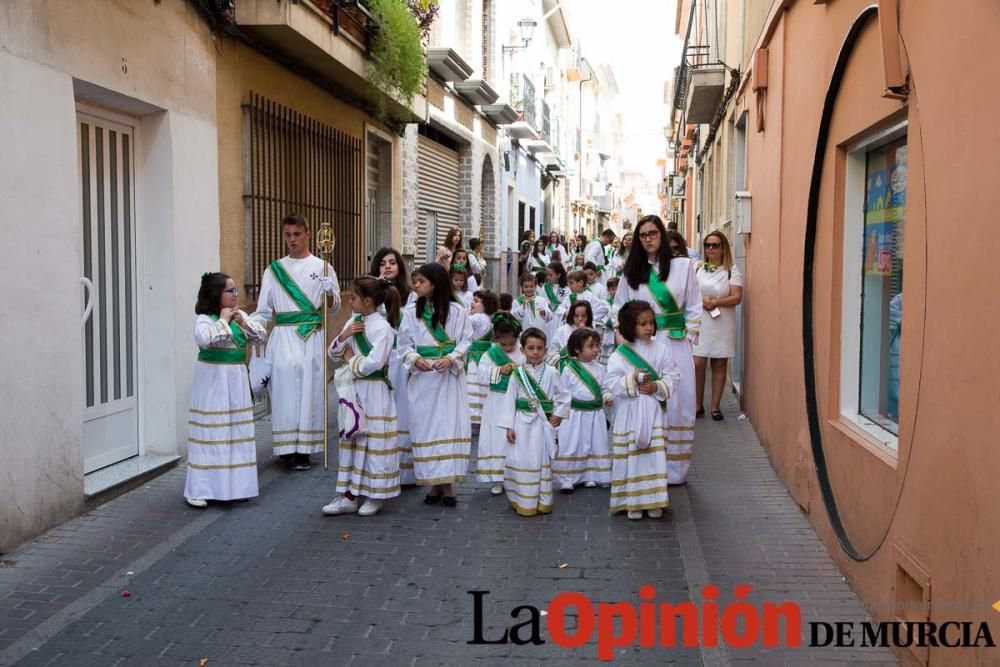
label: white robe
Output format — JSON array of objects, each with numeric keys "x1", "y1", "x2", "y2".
[
  {"x1": 612, "y1": 258, "x2": 702, "y2": 484},
  {"x1": 184, "y1": 312, "x2": 267, "y2": 501},
  {"x1": 387, "y1": 292, "x2": 417, "y2": 485},
  {"x1": 540, "y1": 284, "x2": 570, "y2": 339},
  {"x1": 475, "y1": 345, "x2": 524, "y2": 483},
  {"x1": 511, "y1": 293, "x2": 551, "y2": 333},
  {"x1": 547, "y1": 323, "x2": 578, "y2": 366},
  {"x1": 604, "y1": 339, "x2": 681, "y2": 513},
  {"x1": 497, "y1": 362, "x2": 571, "y2": 516},
  {"x1": 528, "y1": 252, "x2": 551, "y2": 273},
  {"x1": 584, "y1": 240, "x2": 608, "y2": 283},
  {"x1": 397, "y1": 301, "x2": 473, "y2": 485},
  {"x1": 328, "y1": 312, "x2": 400, "y2": 499},
  {"x1": 250, "y1": 255, "x2": 341, "y2": 456},
  {"x1": 466, "y1": 312, "x2": 493, "y2": 424},
  {"x1": 555, "y1": 360, "x2": 612, "y2": 487},
  {"x1": 555, "y1": 290, "x2": 610, "y2": 334}
]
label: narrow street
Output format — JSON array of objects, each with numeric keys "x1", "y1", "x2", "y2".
[{"x1": 0, "y1": 394, "x2": 896, "y2": 666}]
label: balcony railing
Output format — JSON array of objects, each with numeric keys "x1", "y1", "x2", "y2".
[
  {"x1": 509, "y1": 74, "x2": 537, "y2": 129},
  {"x1": 324, "y1": 0, "x2": 377, "y2": 57},
  {"x1": 542, "y1": 101, "x2": 551, "y2": 144}
]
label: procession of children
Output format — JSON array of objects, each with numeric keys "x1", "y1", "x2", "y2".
[{"x1": 184, "y1": 214, "x2": 701, "y2": 522}]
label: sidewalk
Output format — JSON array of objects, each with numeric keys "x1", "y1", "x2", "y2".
[{"x1": 0, "y1": 394, "x2": 898, "y2": 665}]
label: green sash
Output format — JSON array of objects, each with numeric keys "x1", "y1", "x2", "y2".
[
  {"x1": 556, "y1": 347, "x2": 571, "y2": 372},
  {"x1": 270, "y1": 259, "x2": 322, "y2": 339},
  {"x1": 616, "y1": 343, "x2": 666, "y2": 410},
  {"x1": 646, "y1": 268, "x2": 687, "y2": 340},
  {"x1": 565, "y1": 358, "x2": 603, "y2": 411},
  {"x1": 416, "y1": 305, "x2": 457, "y2": 358},
  {"x1": 351, "y1": 315, "x2": 389, "y2": 384},
  {"x1": 516, "y1": 295, "x2": 536, "y2": 319},
  {"x1": 467, "y1": 332, "x2": 493, "y2": 367},
  {"x1": 487, "y1": 344, "x2": 514, "y2": 393},
  {"x1": 197, "y1": 316, "x2": 247, "y2": 364},
  {"x1": 514, "y1": 366, "x2": 553, "y2": 416},
  {"x1": 543, "y1": 283, "x2": 560, "y2": 310},
  {"x1": 605, "y1": 296, "x2": 615, "y2": 328},
  {"x1": 532, "y1": 255, "x2": 548, "y2": 270}
]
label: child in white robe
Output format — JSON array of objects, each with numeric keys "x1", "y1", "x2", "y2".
[
  {"x1": 184, "y1": 272, "x2": 267, "y2": 508},
  {"x1": 511, "y1": 273, "x2": 551, "y2": 333},
  {"x1": 323, "y1": 277, "x2": 402, "y2": 517},
  {"x1": 555, "y1": 328, "x2": 612, "y2": 492},
  {"x1": 467, "y1": 290, "x2": 500, "y2": 425},
  {"x1": 548, "y1": 301, "x2": 593, "y2": 369},
  {"x1": 555, "y1": 270, "x2": 610, "y2": 335},
  {"x1": 452, "y1": 249, "x2": 479, "y2": 295},
  {"x1": 370, "y1": 247, "x2": 416, "y2": 486},
  {"x1": 600, "y1": 277, "x2": 620, "y2": 366},
  {"x1": 475, "y1": 314, "x2": 523, "y2": 494},
  {"x1": 498, "y1": 327, "x2": 570, "y2": 516},
  {"x1": 541, "y1": 263, "x2": 570, "y2": 339},
  {"x1": 398, "y1": 262, "x2": 474, "y2": 507},
  {"x1": 451, "y1": 268, "x2": 473, "y2": 310},
  {"x1": 604, "y1": 300, "x2": 681, "y2": 520},
  {"x1": 583, "y1": 262, "x2": 610, "y2": 301}
]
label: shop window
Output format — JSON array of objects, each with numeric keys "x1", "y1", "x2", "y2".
[{"x1": 840, "y1": 124, "x2": 907, "y2": 450}]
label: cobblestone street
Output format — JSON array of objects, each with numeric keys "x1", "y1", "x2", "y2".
[{"x1": 0, "y1": 395, "x2": 897, "y2": 666}]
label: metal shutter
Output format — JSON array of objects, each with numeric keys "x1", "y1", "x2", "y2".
[{"x1": 416, "y1": 135, "x2": 460, "y2": 262}]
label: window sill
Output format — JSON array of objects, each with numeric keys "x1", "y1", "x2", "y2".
[{"x1": 828, "y1": 417, "x2": 899, "y2": 470}]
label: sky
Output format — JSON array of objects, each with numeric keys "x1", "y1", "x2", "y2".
[{"x1": 565, "y1": 0, "x2": 683, "y2": 200}]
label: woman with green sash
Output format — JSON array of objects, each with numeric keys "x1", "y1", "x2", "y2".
[
  {"x1": 612, "y1": 215, "x2": 703, "y2": 485},
  {"x1": 184, "y1": 273, "x2": 266, "y2": 508},
  {"x1": 529, "y1": 239, "x2": 550, "y2": 272},
  {"x1": 397, "y1": 263, "x2": 474, "y2": 507}
]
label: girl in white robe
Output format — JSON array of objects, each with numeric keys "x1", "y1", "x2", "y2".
[
  {"x1": 498, "y1": 328, "x2": 571, "y2": 517},
  {"x1": 467, "y1": 291, "x2": 500, "y2": 425},
  {"x1": 322, "y1": 277, "x2": 402, "y2": 517},
  {"x1": 398, "y1": 263, "x2": 474, "y2": 506},
  {"x1": 548, "y1": 301, "x2": 593, "y2": 368},
  {"x1": 511, "y1": 274, "x2": 551, "y2": 333},
  {"x1": 605, "y1": 301, "x2": 681, "y2": 520},
  {"x1": 370, "y1": 247, "x2": 416, "y2": 486},
  {"x1": 451, "y1": 249, "x2": 479, "y2": 295},
  {"x1": 555, "y1": 328, "x2": 612, "y2": 491},
  {"x1": 612, "y1": 224, "x2": 702, "y2": 485},
  {"x1": 600, "y1": 278, "x2": 620, "y2": 366},
  {"x1": 185, "y1": 273, "x2": 267, "y2": 507},
  {"x1": 541, "y1": 263, "x2": 570, "y2": 339},
  {"x1": 475, "y1": 315, "x2": 523, "y2": 494}
]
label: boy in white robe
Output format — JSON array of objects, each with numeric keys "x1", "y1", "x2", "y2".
[
  {"x1": 555, "y1": 328, "x2": 613, "y2": 491},
  {"x1": 511, "y1": 274, "x2": 551, "y2": 333},
  {"x1": 605, "y1": 301, "x2": 681, "y2": 520},
  {"x1": 498, "y1": 328, "x2": 571, "y2": 516},
  {"x1": 249, "y1": 214, "x2": 341, "y2": 470}
]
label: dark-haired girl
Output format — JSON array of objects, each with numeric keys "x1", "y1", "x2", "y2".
[
  {"x1": 371, "y1": 247, "x2": 416, "y2": 485},
  {"x1": 549, "y1": 300, "x2": 593, "y2": 368},
  {"x1": 467, "y1": 290, "x2": 499, "y2": 425},
  {"x1": 555, "y1": 328, "x2": 612, "y2": 492},
  {"x1": 530, "y1": 239, "x2": 550, "y2": 272},
  {"x1": 542, "y1": 262, "x2": 569, "y2": 338},
  {"x1": 605, "y1": 300, "x2": 680, "y2": 520},
  {"x1": 612, "y1": 214, "x2": 702, "y2": 485},
  {"x1": 451, "y1": 248, "x2": 479, "y2": 295},
  {"x1": 475, "y1": 313, "x2": 524, "y2": 495},
  {"x1": 397, "y1": 263, "x2": 474, "y2": 506},
  {"x1": 184, "y1": 272, "x2": 267, "y2": 508},
  {"x1": 322, "y1": 277, "x2": 402, "y2": 517}
]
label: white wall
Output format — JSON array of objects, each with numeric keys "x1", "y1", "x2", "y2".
[{"x1": 0, "y1": 51, "x2": 86, "y2": 550}]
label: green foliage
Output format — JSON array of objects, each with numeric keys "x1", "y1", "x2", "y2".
[{"x1": 365, "y1": 0, "x2": 428, "y2": 123}]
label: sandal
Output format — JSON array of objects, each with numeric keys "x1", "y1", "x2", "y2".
[
  {"x1": 442, "y1": 496, "x2": 458, "y2": 507},
  {"x1": 423, "y1": 492, "x2": 442, "y2": 504},
  {"x1": 711, "y1": 410, "x2": 724, "y2": 421}
]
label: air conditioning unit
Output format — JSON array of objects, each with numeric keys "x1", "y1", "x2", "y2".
[{"x1": 735, "y1": 191, "x2": 752, "y2": 234}]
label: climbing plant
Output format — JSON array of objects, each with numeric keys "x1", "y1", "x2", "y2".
[{"x1": 365, "y1": 0, "x2": 432, "y2": 122}]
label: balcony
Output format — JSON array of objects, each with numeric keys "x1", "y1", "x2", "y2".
[
  {"x1": 426, "y1": 47, "x2": 473, "y2": 82},
  {"x1": 542, "y1": 101, "x2": 551, "y2": 145},
  {"x1": 684, "y1": 66, "x2": 726, "y2": 124},
  {"x1": 509, "y1": 74, "x2": 537, "y2": 130},
  {"x1": 234, "y1": 0, "x2": 426, "y2": 121},
  {"x1": 453, "y1": 79, "x2": 499, "y2": 106}
]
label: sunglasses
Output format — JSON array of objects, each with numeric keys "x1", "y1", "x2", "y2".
[{"x1": 704, "y1": 242, "x2": 721, "y2": 249}]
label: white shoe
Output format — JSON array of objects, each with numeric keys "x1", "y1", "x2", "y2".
[
  {"x1": 647, "y1": 508, "x2": 664, "y2": 519},
  {"x1": 559, "y1": 482, "x2": 574, "y2": 493},
  {"x1": 490, "y1": 483, "x2": 504, "y2": 495},
  {"x1": 185, "y1": 497, "x2": 207, "y2": 508},
  {"x1": 321, "y1": 496, "x2": 358, "y2": 515},
  {"x1": 627, "y1": 510, "x2": 643, "y2": 520},
  {"x1": 583, "y1": 481, "x2": 597, "y2": 488},
  {"x1": 358, "y1": 499, "x2": 382, "y2": 517}
]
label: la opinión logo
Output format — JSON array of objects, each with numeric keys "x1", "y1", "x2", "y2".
[{"x1": 468, "y1": 587, "x2": 996, "y2": 660}]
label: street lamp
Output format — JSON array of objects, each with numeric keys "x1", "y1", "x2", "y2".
[{"x1": 503, "y1": 18, "x2": 537, "y2": 54}]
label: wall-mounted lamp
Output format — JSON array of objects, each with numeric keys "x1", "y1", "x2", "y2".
[{"x1": 502, "y1": 18, "x2": 537, "y2": 54}]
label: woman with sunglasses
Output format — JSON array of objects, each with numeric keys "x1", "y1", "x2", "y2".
[
  {"x1": 613, "y1": 214, "x2": 702, "y2": 485},
  {"x1": 692, "y1": 232, "x2": 743, "y2": 421}
]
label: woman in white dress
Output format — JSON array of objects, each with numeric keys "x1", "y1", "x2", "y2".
[
  {"x1": 545, "y1": 231, "x2": 568, "y2": 264},
  {"x1": 322, "y1": 277, "x2": 401, "y2": 517},
  {"x1": 555, "y1": 328, "x2": 612, "y2": 491},
  {"x1": 398, "y1": 263, "x2": 474, "y2": 506},
  {"x1": 604, "y1": 301, "x2": 681, "y2": 519},
  {"x1": 436, "y1": 227, "x2": 463, "y2": 270},
  {"x1": 612, "y1": 215, "x2": 702, "y2": 486},
  {"x1": 370, "y1": 247, "x2": 417, "y2": 485},
  {"x1": 184, "y1": 272, "x2": 267, "y2": 508},
  {"x1": 528, "y1": 239, "x2": 550, "y2": 274},
  {"x1": 692, "y1": 232, "x2": 744, "y2": 421}
]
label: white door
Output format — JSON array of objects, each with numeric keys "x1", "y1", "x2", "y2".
[{"x1": 78, "y1": 112, "x2": 140, "y2": 473}]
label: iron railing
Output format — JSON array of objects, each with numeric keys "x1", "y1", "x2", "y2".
[
  {"x1": 542, "y1": 101, "x2": 551, "y2": 144},
  {"x1": 242, "y1": 92, "x2": 365, "y2": 299},
  {"x1": 510, "y1": 73, "x2": 536, "y2": 128}
]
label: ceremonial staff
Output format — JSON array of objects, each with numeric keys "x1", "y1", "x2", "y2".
[{"x1": 316, "y1": 222, "x2": 336, "y2": 470}]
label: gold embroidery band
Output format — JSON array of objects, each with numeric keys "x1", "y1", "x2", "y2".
[
  {"x1": 190, "y1": 406, "x2": 253, "y2": 416},
  {"x1": 188, "y1": 460, "x2": 257, "y2": 470}
]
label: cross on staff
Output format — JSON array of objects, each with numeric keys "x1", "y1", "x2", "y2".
[{"x1": 316, "y1": 222, "x2": 336, "y2": 470}]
